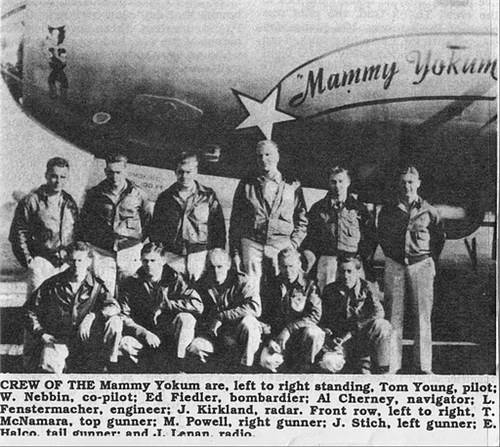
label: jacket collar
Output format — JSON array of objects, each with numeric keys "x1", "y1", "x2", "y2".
[
  {"x1": 36, "y1": 185, "x2": 71, "y2": 204},
  {"x1": 280, "y1": 270, "x2": 308, "y2": 290},
  {"x1": 136, "y1": 263, "x2": 179, "y2": 286},
  {"x1": 57, "y1": 269, "x2": 96, "y2": 289},
  {"x1": 396, "y1": 195, "x2": 423, "y2": 212},
  {"x1": 338, "y1": 279, "x2": 369, "y2": 301},
  {"x1": 257, "y1": 170, "x2": 282, "y2": 184},
  {"x1": 319, "y1": 192, "x2": 357, "y2": 210},
  {"x1": 96, "y1": 178, "x2": 135, "y2": 196}
]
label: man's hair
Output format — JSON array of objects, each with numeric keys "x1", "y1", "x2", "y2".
[
  {"x1": 175, "y1": 151, "x2": 198, "y2": 167},
  {"x1": 141, "y1": 242, "x2": 165, "y2": 257},
  {"x1": 278, "y1": 247, "x2": 302, "y2": 265},
  {"x1": 328, "y1": 166, "x2": 350, "y2": 178},
  {"x1": 398, "y1": 165, "x2": 420, "y2": 179},
  {"x1": 67, "y1": 241, "x2": 92, "y2": 257},
  {"x1": 255, "y1": 140, "x2": 279, "y2": 153},
  {"x1": 46, "y1": 157, "x2": 69, "y2": 172},
  {"x1": 105, "y1": 153, "x2": 128, "y2": 165},
  {"x1": 337, "y1": 253, "x2": 363, "y2": 270}
]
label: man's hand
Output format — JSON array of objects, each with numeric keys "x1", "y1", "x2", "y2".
[
  {"x1": 41, "y1": 333, "x2": 57, "y2": 346},
  {"x1": 276, "y1": 328, "x2": 291, "y2": 350},
  {"x1": 78, "y1": 313, "x2": 96, "y2": 341},
  {"x1": 144, "y1": 331, "x2": 161, "y2": 349},
  {"x1": 209, "y1": 320, "x2": 223, "y2": 338}
]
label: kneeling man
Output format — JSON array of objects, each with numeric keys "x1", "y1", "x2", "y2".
[
  {"x1": 24, "y1": 242, "x2": 122, "y2": 373},
  {"x1": 189, "y1": 249, "x2": 262, "y2": 371},
  {"x1": 321, "y1": 254, "x2": 391, "y2": 374},
  {"x1": 119, "y1": 243, "x2": 203, "y2": 372},
  {"x1": 263, "y1": 247, "x2": 324, "y2": 372}
]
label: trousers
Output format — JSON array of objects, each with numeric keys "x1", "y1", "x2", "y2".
[
  {"x1": 163, "y1": 250, "x2": 208, "y2": 282},
  {"x1": 36, "y1": 316, "x2": 123, "y2": 373},
  {"x1": 384, "y1": 256, "x2": 435, "y2": 373},
  {"x1": 91, "y1": 244, "x2": 142, "y2": 295},
  {"x1": 285, "y1": 325, "x2": 325, "y2": 367},
  {"x1": 189, "y1": 315, "x2": 262, "y2": 367}
]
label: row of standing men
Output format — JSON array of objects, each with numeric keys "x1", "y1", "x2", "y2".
[{"x1": 9, "y1": 140, "x2": 445, "y2": 374}]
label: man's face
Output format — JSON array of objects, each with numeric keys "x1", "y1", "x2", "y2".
[
  {"x1": 329, "y1": 171, "x2": 350, "y2": 199},
  {"x1": 339, "y1": 261, "x2": 362, "y2": 290},
  {"x1": 208, "y1": 253, "x2": 231, "y2": 285},
  {"x1": 175, "y1": 159, "x2": 198, "y2": 189},
  {"x1": 279, "y1": 255, "x2": 301, "y2": 283},
  {"x1": 256, "y1": 143, "x2": 279, "y2": 174},
  {"x1": 141, "y1": 252, "x2": 166, "y2": 280},
  {"x1": 68, "y1": 250, "x2": 92, "y2": 278},
  {"x1": 45, "y1": 166, "x2": 69, "y2": 193},
  {"x1": 105, "y1": 161, "x2": 127, "y2": 189},
  {"x1": 399, "y1": 173, "x2": 420, "y2": 200}
]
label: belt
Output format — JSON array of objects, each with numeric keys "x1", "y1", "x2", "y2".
[{"x1": 403, "y1": 254, "x2": 430, "y2": 266}]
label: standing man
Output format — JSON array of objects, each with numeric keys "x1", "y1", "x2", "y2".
[
  {"x1": 320, "y1": 254, "x2": 391, "y2": 374},
  {"x1": 378, "y1": 166, "x2": 445, "y2": 374},
  {"x1": 303, "y1": 166, "x2": 377, "y2": 292},
  {"x1": 23, "y1": 242, "x2": 122, "y2": 373},
  {"x1": 149, "y1": 152, "x2": 226, "y2": 282},
  {"x1": 229, "y1": 140, "x2": 308, "y2": 289},
  {"x1": 262, "y1": 247, "x2": 324, "y2": 372},
  {"x1": 189, "y1": 248, "x2": 262, "y2": 371},
  {"x1": 9, "y1": 157, "x2": 78, "y2": 296},
  {"x1": 119, "y1": 243, "x2": 203, "y2": 372},
  {"x1": 79, "y1": 153, "x2": 152, "y2": 294}
]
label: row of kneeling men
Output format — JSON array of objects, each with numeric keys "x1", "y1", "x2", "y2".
[
  {"x1": 23, "y1": 242, "x2": 390, "y2": 374},
  {"x1": 12, "y1": 140, "x2": 444, "y2": 374}
]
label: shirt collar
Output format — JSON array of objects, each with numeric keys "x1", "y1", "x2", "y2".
[
  {"x1": 174, "y1": 180, "x2": 199, "y2": 196},
  {"x1": 100, "y1": 178, "x2": 132, "y2": 196},
  {"x1": 397, "y1": 195, "x2": 422, "y2": 212},
  {"x1": 283, "y1": 271, "x2": 307, "y2": 290},
  {"x1": 37, "y1": 184, "x2": 65, "y2": 202},
  {"x1": 60, "y1": 269, "x2": 95, "y2": 289},
  {"x1": 258, "y1": 170, "x2": 282, "y2": 184}
]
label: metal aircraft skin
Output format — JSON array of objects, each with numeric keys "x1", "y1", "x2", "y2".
[{"x1": 1, "y1": 0, "x2": 498, "y2": 239}]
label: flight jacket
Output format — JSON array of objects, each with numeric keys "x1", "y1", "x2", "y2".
[
  {"x1": 79, "y1": 179, "x2": 152, "y2": 253},
  {"x1": 24, "y1": 270, "x2": 119, "y2": 341},
  {"x1": 149, "y1": 181, "x2": 226, "y2": 255},
  {"x1": 195, "y1": 271, "x2": 261, "y2": 330},
  {"x1": 229, "y1": 173, "x2": 308, "y2": 255},
  {"x1": 119, "y1": 265, "x2": 203, "y2": 339},
  {"x1": 378, "y1": 196, "x2": 445, "y2": 265},
  {"x1": 9, "y1": 185, "x2": 78, "y2": 268}
]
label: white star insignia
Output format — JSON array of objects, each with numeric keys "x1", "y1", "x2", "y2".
[{"x1": 233, "y1": 87, "x2": 296, "y2": 139}]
